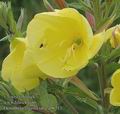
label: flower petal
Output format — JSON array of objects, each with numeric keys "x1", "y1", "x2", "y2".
[
  {"x1": 26, "y1": 8, "x2": 93, "y2": 78},
  {"x1": 105, "y1": 24, "x2": 120, "y2": 43},
  {"x1": 26, "y1": 48, "x2": 78, "y2": 78},
  {"x1": 56, "y1": 8, "x2": 93, "y2": 46},
  {"x1": 2, "y1": 38, "x2": 26, "y2": 81},
  {"x1": 89, "y1": 31, "x2": 105, "y2": 58},
  {"x1": 28, "y1": 43, "x2": 89, "y2": 78},
  {"x1": 111, "y1": 69, "x2": 120, "y2": 88},
  {"x1": 26, "y1": 8, "x2": 93, "y2": 48},
  {"x1": 105, "y1": 26, "x2": 115, "y2": 42},
  {"x1": 2, "y1": 38, "x2": 44, "y2": 92},
  {"x1": 22, "y1": 49, "x2": 47, "y2": 80},
  {"x1": 110, "y1": 88, "x2": 120, "y2": 106}
]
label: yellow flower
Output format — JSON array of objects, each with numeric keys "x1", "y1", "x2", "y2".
[
  {"x1": 26, "y1": 8, "x2": 105, "y2": 78},
  {"x1": 110, "y1": 69, "x2": 120, "y2": 106},
  {"x1": 2, "y1": 38, "x2": 46, "y2": 92},
  {"x1": 105, "y1": 25, "x2": 120, "y2": 48}
]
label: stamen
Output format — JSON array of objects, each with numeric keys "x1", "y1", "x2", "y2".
[
  {"x1": 62, "y1": 44, "x2": 76, "y2": 71},
  {"x1": 62, "y1": 38, "x2": 82, "y2": 71}
]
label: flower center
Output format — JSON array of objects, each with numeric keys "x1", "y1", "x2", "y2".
[
  {"x1": 74, "y1": 38, "x2": 82, "y2": 46},
  {"x1": 62, "y1": 38, "x2": 82, "y2": 71}
]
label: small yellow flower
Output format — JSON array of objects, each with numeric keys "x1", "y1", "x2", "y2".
[
  {"x1": 2, "y1": 38, "x2": 46, "y2": 92},
  {"x1": 26, "y1": 8, "x2": 105, "y2": 78},
  {"x1": 110, "y1": 69, "x2": 120, "y2": 106},
  {"x1": 105, "y1": 25, "x2": 120, "y2": 48}
]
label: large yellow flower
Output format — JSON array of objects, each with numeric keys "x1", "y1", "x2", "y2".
[
  {"x1": 110, "y1": 69, "x2": 120, "y2": 106},
  {"x1": 105, "y1": 25, "x2": 120, "y2": 48},
  {"x1": 2, "y1": 38, "x2": 46, "y2": 92},
  {"x1": 26, "y1": 8, "x2": 105, "y2": 78}
]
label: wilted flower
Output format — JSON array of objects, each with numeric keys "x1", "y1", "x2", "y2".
[
  {"x1": 110, "y1": 69, "x2": 120, "y2": 106},
  {"x1": 2, "y1": 38, "x2": 46, "y2": 92},
  {"x1": 26, "y1": 8, "x2": 105, "y2": 78}
]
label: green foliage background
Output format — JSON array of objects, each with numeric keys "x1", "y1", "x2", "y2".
[{"x1": 0, "y1": 0, "x2": 120, "y2": 114}]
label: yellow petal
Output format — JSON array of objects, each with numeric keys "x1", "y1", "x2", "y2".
[
  {"x1": 26, "y1": 8, "x2": 93, "y2": 48},
  {"x1": 37, "y1": 45, "x2": 89, "y2": 78},
  {"x1": 26, "y1": 8, "x2": 93, "y2": 78},
  {"x1": 63, "y1": 44, "x2": 89, "y2": 72},
  {"x1": 90, "y1": 31, "x2": 105, "y2": 58},
  {"x1": 111, "y1": 69, "x2": 120, "y2": 88},
  {"x1": 22, "y1": 49, "x2": 47, "y2": 80},
  {"x1": 10, "y1": 63, "x2": 42, "y2": 92},
  {"x1": 105, "y1": 25, "x2": 120, "y2": 45},
  {"x1": 2, "y1": 38, "x2": 45, "y2": 92},
  {"x1": 10, "y1": 38, "x2": 26, "y2": 51},
  {"x1": 2, "y1": 38, "x2": 26, "y2": 81},
  {"x1": 11, "y1": 73, "x2": 40, "y2": 92},
  {"x1": 26, "y1": 48, "x2": 77, "y2": 78},
  {"x1": 110, "y1": 88, "x2": 120, "y2": 106},
  {"x1": 105, "y1": 26, "x2": 115, "y2": 42},
  {"x1": 55, "y1": 8, "x2": 93, "y2": 46},
  {"x1": 110, "y1": 26, "x2": 120, "y2": 48},
  {"x1": 27, "y1": 42, "x2": 89, "y2": 78}
]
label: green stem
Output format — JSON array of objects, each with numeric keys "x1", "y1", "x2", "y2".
[
  {"x1": 96, "y1": 60, "x2": 108, "y2": 114},
  {"x1": 97, "y1": 66, "x2": 105, "y2": 107},
  {"x1": 70, "y1": 76, "x2": 98, "y2": 101},
  {"x1": 57, "y1": 92, "x2": 78, "y2": 114}
]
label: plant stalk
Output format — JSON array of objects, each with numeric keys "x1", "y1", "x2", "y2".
[
  {"x1": 57, "y1": 92, "x2": 78, "y2": 114},
  {"x1": 97, "y1": 60, "x2": 108, "y2": 114}
]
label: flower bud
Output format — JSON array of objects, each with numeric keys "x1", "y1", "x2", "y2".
[
  {"x1": 85, "y1": 12, "x2": 96, "y2": 31},
  {"x1": 110, "y1": 26, "x2": 120, "y2": 48},
  {"x1": 0, "y1": 2, "x2": 20, "y2": 41},
  {"x1": 0, "y1": 2, "x2": 9, "y2": 29}
]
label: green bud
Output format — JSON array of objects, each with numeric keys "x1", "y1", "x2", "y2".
[
  {"x1": 6, "y1": 2, "x2": 17, "y2": 34},
  {"x1": 0, "y1": 2, "x2": 8, "y2": 29}
]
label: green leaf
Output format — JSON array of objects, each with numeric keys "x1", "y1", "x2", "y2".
[
  {"x1": 39, "y1": 81, "x2": 58, "y2": 112},
  {"x1": 68, "y1": 1, "x2": 92, "y2": 12},
  {"x1": 75, "y1": 96, "x2": 97, "y2": 109},
  {"x1": 106, "y1": 62, "x2": 120, "y2": 75},
  {"x1": 107, "y1": 47, "x2": 120, "y2": 62},
  {"x1": 40, "y1": 94, "x2": 57, "y2": 112},
  {"x1": 70, "y1": 76, "x2": 99, "y2": 101},
  {"x1": 0, "y1": 35, "x2": 10, "y2": 42},
  {"x1": 64, "y1": 85, "x2": 98, "y2": 109},
  {"x1": 0, "y1": 2, "x2": 8, "y2": 29},
  {"x1": 17, "y1": 8, "x2": 25, "y2": 32},
  {"x1": 68, "y1": 3, "x2": 83, "y2": 9}
]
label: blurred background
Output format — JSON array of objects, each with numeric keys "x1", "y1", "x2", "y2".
[
  {"x1": 0, "y1": 0, "x2": 120, "y2": 114},
  {"x1": 0, "y1": 0, "x2": 46, "y2": 70}
]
